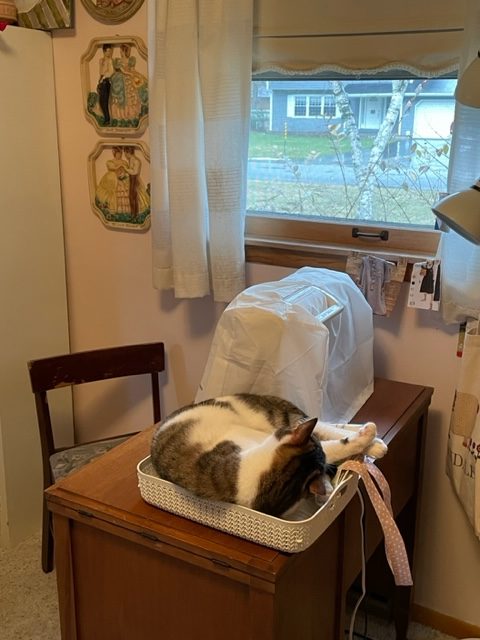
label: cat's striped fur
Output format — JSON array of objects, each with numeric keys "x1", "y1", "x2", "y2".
[{"x1": 150, "y1": 394, "x2": 387, "y2": 517}]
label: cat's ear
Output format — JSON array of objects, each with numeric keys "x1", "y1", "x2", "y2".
[
  {"x1": 287, "y1": 418, "x2": 317, "y2": 446},
  {"x1": 308, "y1": 473, "x2": 325, "y2": 496}
]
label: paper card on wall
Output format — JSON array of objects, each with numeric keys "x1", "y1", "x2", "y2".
[
  {"x1": 384, "y1": 257, "x2": 407, "y2": 317},
  {"x1": 408, "y1": 259, "x2": 441, "y2": 311},
  {"x1": 345, "y1": 254, "x2": 363, "y2": 286}
]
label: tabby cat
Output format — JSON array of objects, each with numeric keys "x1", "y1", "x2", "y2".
[{"x1": 150, "y1": 394, "x2": 387, "y2": 518}]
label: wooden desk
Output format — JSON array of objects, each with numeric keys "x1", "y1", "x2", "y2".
[{"x1": 46, "y1": 378, "x2": 432, "y2": 640}]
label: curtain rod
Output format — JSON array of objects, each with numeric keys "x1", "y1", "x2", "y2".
[{"x1": 253, "y1": 28, "x2": 464, "y2": 39}]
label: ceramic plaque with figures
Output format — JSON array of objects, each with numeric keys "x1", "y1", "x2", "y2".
[
  {"x1": 88, "y1": 140, "x2": 151, "y2": 230},
  {"x1": 81, "y1": 36, "x2": 148, "y2": 136}
]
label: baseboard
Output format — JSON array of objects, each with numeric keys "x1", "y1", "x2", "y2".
[{"x1": 413, "y1": 604, "x2": 480, "y2": 639}]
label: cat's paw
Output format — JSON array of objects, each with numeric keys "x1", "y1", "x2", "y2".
[
  {"x1": 365, "y1": 437, "x2": 388, "y2": 459},
  {"x1": 357, "y1": 421, "x2": 377, "y2": 443}
]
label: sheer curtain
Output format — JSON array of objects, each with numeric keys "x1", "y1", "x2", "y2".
[
  {"x1": 441, "y1": 0, "x2": 480, "y2": 324},
  {"x1": 148, "y1": 0, "x2": 253, "y2": 302}
]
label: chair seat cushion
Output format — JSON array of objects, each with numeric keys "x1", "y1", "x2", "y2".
[{"x1": 50, "y1": 436, "x2": 129, "y2": 481}]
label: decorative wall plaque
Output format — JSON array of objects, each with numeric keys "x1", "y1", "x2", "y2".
[
  {"x1": 81, "y1": 36, "x2": 148, "y2": 136},
  {"x1": 79, "y1": 0, "x2": 144, "y2": 24},
  {"x1": 88, "y1": 140, "x2": 151, "y2": 230}
]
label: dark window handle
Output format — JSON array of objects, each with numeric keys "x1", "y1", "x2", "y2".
[{"x1": 352, "y1": 227, "x2": 389, "y2": 241}]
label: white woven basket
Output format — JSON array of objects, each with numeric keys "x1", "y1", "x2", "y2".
[{"x1": 137, "y1": 456, "x2": 358, "y2": 553}]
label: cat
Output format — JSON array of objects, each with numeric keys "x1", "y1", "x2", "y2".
[{"x1": 150, "y1": 394, "x2": 387, "y2": 518}]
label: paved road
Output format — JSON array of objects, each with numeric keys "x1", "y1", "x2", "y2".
[{"x1": 248, "y1": 157, "x2": 448, "y2": 190}]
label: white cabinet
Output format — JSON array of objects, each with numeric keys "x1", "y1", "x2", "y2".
[{"x1": 0, "y1": 27, "x2": 71, "y2": 546}]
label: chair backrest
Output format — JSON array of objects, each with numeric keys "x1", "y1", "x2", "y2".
[{"x1": 28, "y1": 342, "x2": 165, "y2": 487}]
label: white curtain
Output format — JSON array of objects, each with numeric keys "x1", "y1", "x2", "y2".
[
  {"x1": 441, "y1": 0, "x2": 480, "y2": 324},
  {"x1": 148, "y1": 0, "x2": 253, "y2": 302}
]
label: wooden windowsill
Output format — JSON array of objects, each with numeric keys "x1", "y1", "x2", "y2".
[{"x1": 245, "y1": 214, "x2": 441, "y2": 280}]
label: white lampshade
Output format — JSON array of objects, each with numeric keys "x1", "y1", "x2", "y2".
[
  {"x1": 432, "y1": 180, "x2": 480, "y2": 245},
  {"x1": 456, "y1": 52, "x2": 480, "y2": 108}
]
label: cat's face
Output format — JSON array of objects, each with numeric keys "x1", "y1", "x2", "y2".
[{"x1": 252, "y1": 418, "x2": 333, "y2": 517}]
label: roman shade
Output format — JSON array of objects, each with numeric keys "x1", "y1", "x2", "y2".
[{"x1": 253, "y1": 0, "x2": 467, "y2": 76}]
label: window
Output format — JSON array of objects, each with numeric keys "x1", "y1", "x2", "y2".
[
  {"x1": 293, "y1": 95, "x2": 306, "y2": 117},
  {"x1": 247, "y1": 78, "x2": 455, "y2": 262},
  {"x1": 309, "y1": 96, "x2": 322, "y2": 117},
  {"x1": 287, "y1": 94, "x2": 339, "y2": 119},
  {"x1": 323, "y1": 95, "x2": 336, "y2": 118}
]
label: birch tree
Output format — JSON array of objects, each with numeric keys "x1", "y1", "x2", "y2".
[{"x1": 332, "y1": 80, "x2": 409, "y2": 219}]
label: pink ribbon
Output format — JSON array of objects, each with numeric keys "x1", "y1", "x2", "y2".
[{"x1": 341, "y1": 459, "x2": 413, "y2": 587}]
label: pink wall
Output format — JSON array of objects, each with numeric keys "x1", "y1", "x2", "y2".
[{"x1": 52, "y1": 5, "x2": 480, "y2": 629}]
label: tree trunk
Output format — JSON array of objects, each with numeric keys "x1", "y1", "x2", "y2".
[{"x1": 333, "y1": 80, "x2": 408, "y2": 219}]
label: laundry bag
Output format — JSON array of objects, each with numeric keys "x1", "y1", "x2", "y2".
[{"x1": 446, "y1": 326, "x2": 480, "y2": 539}]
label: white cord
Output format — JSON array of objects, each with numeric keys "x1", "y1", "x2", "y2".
[{"x1": 348, "y1": 488, "x2": 367, "y2": 640}]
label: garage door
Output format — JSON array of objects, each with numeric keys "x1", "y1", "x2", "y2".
[{"x1": 413, "y1": 99, "x2": 455, "y2": 138}]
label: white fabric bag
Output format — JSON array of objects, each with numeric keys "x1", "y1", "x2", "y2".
[
  {"x1": 446, "y1": 326, "x2": 480, "y2": 539},
  {"x1": 196, "y1": 267, "x2": 374, "y2": 423}
]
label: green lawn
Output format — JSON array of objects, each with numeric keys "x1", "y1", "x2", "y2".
[
  {"x1": 248, "y1": 130, "x2": 372, "y2": 161},
  {"x1": 247, "y1": 131, "x2": 440, "y2": 226},
  {"x1": 247, "y1": 179, "x2": 437, "y2": 226}
]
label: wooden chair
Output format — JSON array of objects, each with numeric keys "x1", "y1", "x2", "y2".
[{"x1": 28, "y1": 342, "x2": 165, "y2": 573}]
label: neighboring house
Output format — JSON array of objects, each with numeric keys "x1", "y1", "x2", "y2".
[{"x1": 265, "y1": 79, "x2": 456, "y2": 141}]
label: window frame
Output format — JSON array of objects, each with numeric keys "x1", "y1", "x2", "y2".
[
  {"x1": 246, "y1": 76, "x2": 450, "y2": 270},
  {"x1": 245, "y1": 213, "x2": 440, "y2": 272}
]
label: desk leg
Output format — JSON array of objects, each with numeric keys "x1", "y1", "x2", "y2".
[
  {"x1": 248, "y1": 586, "x2": 275, "y2": 640},
  {"x1": 52, "y1": 514, "x2": 77, "y2": 640},
  {"x1": 393, "y1": 587, "x2": 411, "y2": 640},
  {"x1": 393, "y1": 410, "x2": 428, "y2": 640},
  {"x1": 392, "y1": 499, "x2": 417, "y2": 640},
  {"x1": 335, "y1": 512, "x2": 348, "y2": 640}
]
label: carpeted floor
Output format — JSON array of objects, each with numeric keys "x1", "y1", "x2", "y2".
[
  {"x1": 0, "y1": 532, "x2": 458, "y2": 640},
  {"x1": 1, "y1": 533, "x2": 60, "y2": 640},
  {"x1": 349, "y1": 611, "x2": 458, "y2": 640}
]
